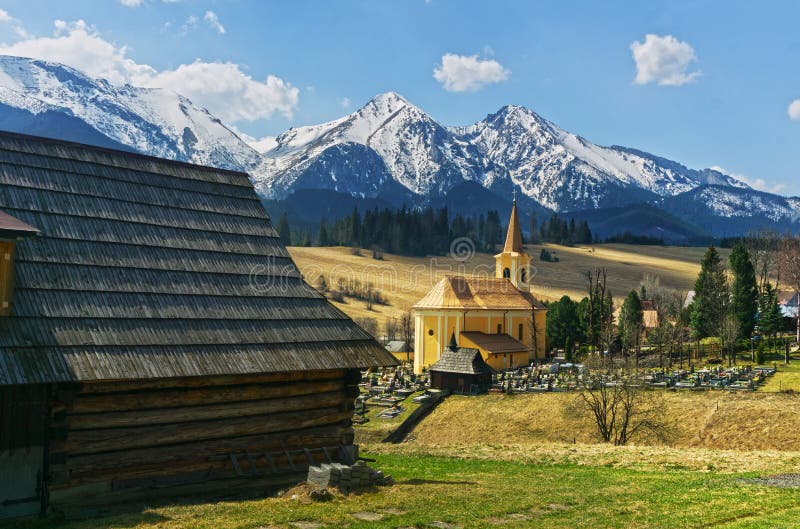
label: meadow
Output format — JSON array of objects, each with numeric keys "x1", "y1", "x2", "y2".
[
  {"x1": 288, "y1": 243, "x2": 726, "y2": 328},
  {"x1": 7, "y1": 448, "x2": 800, "y2": 529}
]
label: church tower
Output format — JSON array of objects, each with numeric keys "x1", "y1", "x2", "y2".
[{"x1": 495, "y1": 194, "x2": 531, "y2": 290}]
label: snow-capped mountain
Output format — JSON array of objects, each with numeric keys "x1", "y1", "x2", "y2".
[
  {"x1": 0, "y1": 55, "x2": 797, "y2": 237},
  {"x1": 0, "y1": 56, "x2": 262, "y2": 172},
  {"x1": 259, "y1": 93, "x2": 754, "y2": 212}
]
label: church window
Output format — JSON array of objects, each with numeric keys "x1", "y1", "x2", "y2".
[
  {"x1": 503, "y1": 267, "x2": 510, "y2": 278},
  {"x1": 497, "y1": 323, "x2": 502, "y2": 334},
  {"x1": 518, "y1": 323, "x2": 523, "y2": 340},
  {"x1": 520, "y1": 268, "x2": 527, "y2": 282},
  {"x1": 428, "y1": 329, "x2": 434, "y2": 336}
]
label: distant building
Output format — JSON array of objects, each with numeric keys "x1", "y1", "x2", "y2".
[
  {"x1": 0, "y1": 132, "x2": 397, "y2": 518},
  {"x1": 413, "y1": 200, "x2": 547, "y2": 373},
  {"x1": 613, "y1": 299, "x2": 659, "y2": 329},
  {"x1": 777, "y1": 290, "x2": 799, "y2": 319},
  {"x1": 385, "y1": 339, "x2": 412, "y2": 362},
  {"x1": 428, "y1": 334, "x2": 494, "y2": 394}
]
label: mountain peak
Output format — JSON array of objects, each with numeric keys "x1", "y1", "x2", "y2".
[{"x1": 369, "y1": 91, "x2": 409, "y2": 105}]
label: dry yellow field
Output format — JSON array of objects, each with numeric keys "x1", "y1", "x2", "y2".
[
  {"x1": 407, "y1": 390, "x2": 800, "y2": 452},
  {"x1": 289, "y1": 243, "x2": 727, "y2": 328}
]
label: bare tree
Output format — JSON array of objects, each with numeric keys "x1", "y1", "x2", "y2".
[
  {"x1": 577, "y1": 371, "x2": 669, "y2": 446},
  {"x1": 744, "y1": 230, "x2": 778, "y2": 291},
  {"x1": 384, "y1": 317, "x2": 399, "y2": 343},
  {"x1": 354, "y1": 317, "x2": 378, "y2": 339},
  {"x1": 778, "y1": 236, "x2": 800, "y2": 342},
  {"x1": 400, "y1": 310, "x2": 414, "y2": 364},
  {"x1": 720, "y1": 314, "x2": 741, "y2": 366}
]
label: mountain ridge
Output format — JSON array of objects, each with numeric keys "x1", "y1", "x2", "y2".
[{"x1": 0, "y1": 54, "x2": 797, "y2": 239}]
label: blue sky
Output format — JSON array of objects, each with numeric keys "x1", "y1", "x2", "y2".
[{"x1": 0, "y1": 0, "x2": 799, "y2": 195}]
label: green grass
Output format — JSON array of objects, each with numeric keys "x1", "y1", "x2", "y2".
[
  {"x1": 6, "y1": 451, "x2": 800, "y2": 529},
  {"x1": 760, "y1": 362, "x2": 800, "y2": 393}
]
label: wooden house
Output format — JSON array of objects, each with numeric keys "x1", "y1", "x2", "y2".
[
  {"x1": 0, "y1": 131, "x2": 397, "y2": 518},
  {"x1": 428, "y1": 334, "x2": 494, "y2": 394}
]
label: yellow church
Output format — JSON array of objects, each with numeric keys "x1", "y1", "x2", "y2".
[{"x1": 413, "y1": 200, "x2": 547, "y2": 373}]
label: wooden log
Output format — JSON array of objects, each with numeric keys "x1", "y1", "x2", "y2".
[
  {"x1": 49, "y1": 472, "x2": 308, "y2": 519},
  {"x1": 53, "y1": 407, "x2": 352, "y2": 455},
  {"x1": 58, "y1": 424, "x2": 348, "y2": 476},
  {"x1": 52, "y1": 443, "x2": 338, "y2": 488},
  {"x1": 65, "y1": 390, "x2": 348, "y2": 429},
  {"x1": 77, "y1": 370, "x2": 345, "y2": 394},
  {"x1": 67, "y1": 379, "x2": 345, "y2": 414}
]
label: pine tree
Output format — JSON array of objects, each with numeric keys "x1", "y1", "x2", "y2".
[
  {"x1": 758, "y1": 282, "x2": 782, "y2": 341},
  {"x1": 729, "y1": 242, "x2": 758, "y2": 338},
  {"x1": 277, "y1": 212, "x2": 291, "y2": 246},
  {"x1": 546, "y1": 295, "x2": 582, "y2": 351},
  {"x1": 317, "y1": 218, "x2": 330, "y2": 246},
  {"x1": 689, "y1": 246, "x2": 729, "y2": 339}
]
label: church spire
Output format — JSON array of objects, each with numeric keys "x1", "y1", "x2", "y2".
[{"x1": 502, "y1": 194, "x2": 524, "y2": 254}]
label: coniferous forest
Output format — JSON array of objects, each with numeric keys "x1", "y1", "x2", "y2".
[{"x1": 278, "y1": 207, "x2": 596, "y2": 256}]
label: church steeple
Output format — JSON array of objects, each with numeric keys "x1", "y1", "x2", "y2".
[
  {"x1": 502, "y1": 194, "x2": 524, "y2": 254},
  {"x1": 495, "y1": 192, "x2": 531, "y2": 290}
]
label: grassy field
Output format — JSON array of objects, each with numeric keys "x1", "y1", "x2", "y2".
[
  {"x1": 761, "y1": 363, "x2": 800, "y2": 392},
  {"x1": 288, "y1": 243, "x2": 724, "y2": 328},
  {"x1": 8, "y1": 449, "x2": 800, "y2": 529},
  {"x1": 407, "y1": 390, "x2": 800, "y2": 451}
]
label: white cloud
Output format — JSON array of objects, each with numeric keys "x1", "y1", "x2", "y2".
[
  {"x1": 0, "y1": 9, "x2": 12, "y2": 23},
  {"x1": 433, "y1": 53, "x2": 510, "y2": 92},
  {"x1": 788, "y1": 99, "x2": 800, "y2": 121},
  {"x1": 203, "y1": 11, "x2": 225, "y2": 34},
  {"x1": 119, "y1": 0, "x2": 143, "y2": 7},
  {"x1": 340, "y1": 97, "x2": 351, "y2": 109},
  {"x1": 630, "y1": 34, "x2": 700, "y2": 86},
  {"x1": 0, "y1": 19, "x2": 299, "y2": 123},
  {"x1": 710, "y1": 166, "x2": 787, "y2": 195}
]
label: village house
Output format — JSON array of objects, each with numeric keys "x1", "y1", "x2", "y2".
[
  {"x1": 0, "y1": 131, "x2": 397, "y2": 518},
  {"x1": 413, "y1": 200, "x2": 547, "y2": 373}
]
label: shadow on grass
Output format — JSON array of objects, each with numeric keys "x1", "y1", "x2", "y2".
[{"x1": 398, "y1": 478, "x2": 477, "y2": 486}]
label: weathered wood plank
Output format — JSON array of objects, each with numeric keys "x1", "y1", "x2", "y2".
[
  {"x1": 67, "y1": 379, "x2": 346, "y2": 414},
  {"x1": 53, "y1": 407, "x2": 352, "y2": 455},
  {"x1": 65, "y1": 390, "x2": 348, "y2": 429},
  {"x1": 76, "y1": 370, "x2": 345, "y2": 394},
  {"x1": 56, "y1": 424, "x2": 349, "y2": 475}
]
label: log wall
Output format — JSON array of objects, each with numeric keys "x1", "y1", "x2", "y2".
[{"x1": 46, "y1": 369, "x2": 360, "y2": 516}]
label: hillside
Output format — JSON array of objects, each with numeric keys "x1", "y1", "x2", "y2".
[
  {"x1": 288, "y1": 243, "x2": 726, "y2": 329},
  {"x1": 406, "y1": 391, "x2": 800, "y2": 452}
]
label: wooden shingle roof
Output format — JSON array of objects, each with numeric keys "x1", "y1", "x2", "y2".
[
  {"x1": 0, "y1": 209, "x2": 38, "y2": 238},
  {"x1": 428, "y1": 345, "x2": 495, "y2": 376},
  {"x1": 413, "y1": 275, "x2": 545, "y2": 310},
  {"x1": 0, "y1": 131, "x2": 398, "y2": 385},
  {"x1": 459, "y1": 331, "x2": 529, "y2": 354}
]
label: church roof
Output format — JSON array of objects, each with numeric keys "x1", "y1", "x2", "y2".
[
  {"x1": 0, "y1": 131, "x2": 397, "y2": 386},
  {"x1": 502, "y1": 199, "x2": 524, "y2": 253},
  {"x1": 460, "y1": 331, "x2": 529, "y2": 354},
  {"x1": 414, "y1": 275, "x2": 545, "y2": 310},
  {"x1": 428, "y1": 344, "x2": 495, "y2": 375}
]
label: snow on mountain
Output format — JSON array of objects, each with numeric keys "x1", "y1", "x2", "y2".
[
  {"x1": 0, "y1": 56, "x2": 791, "y2": 231},
  {"x1": 261, "y1": 95, "x2": 755, "y2": 211},
  {"x1": 258, "y1": 92, "x2": 493, "y2": 199},
  {"x1": 0, "y1": 56, "x2": 262, "y2": 173}
]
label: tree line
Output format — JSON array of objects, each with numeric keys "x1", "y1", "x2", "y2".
[
  {"x1": 544, "y1": 231, "x2": 800, "y2": 368},
  {"x1": 277, "y1": 207, "x2": 506, "y2": 256}
]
